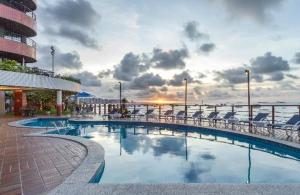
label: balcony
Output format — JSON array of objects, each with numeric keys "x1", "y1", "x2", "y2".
[
  {"x1": 13, "y1": 0, "x2": 37, "y2": 11},
  {"x1": 0, "y1": 3, "x2": 36, "y2": 37},
  {"x1": 0, "y1": 37, "x2": 36, "y2": 63}
]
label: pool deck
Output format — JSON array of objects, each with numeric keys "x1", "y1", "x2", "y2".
[
  {"x1": 0, "y1": 117, "x2": 87, "y2": 195},
  {"x1": 3, "y1": 116, "x2": 300, "y2": 195}
]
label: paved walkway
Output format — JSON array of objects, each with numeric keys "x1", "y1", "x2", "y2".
[{"x1": 0, "y1": 117, "x2": 87, "y2": 195}]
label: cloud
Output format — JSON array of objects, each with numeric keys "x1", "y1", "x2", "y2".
[
  {"x1": 198, "y1": 43, "x2": 216, "y2": 54},
  {"x1": 41, "y1": 0, "x2": 100, "y2": 49},
  {"x1": 168, "y1": 71, "x2": 198, "y2": 86},
  {"x1": 215, "y1": 67, "x2": 248, "y2": 84},
  {"x1": 160, "y1": 86, "x2": 168, "y2": 92},
  {"x1": 49, "y1": 27, "x2": 99, "y2": 49},
  {"x1": 128, "y1": 73, "x2": 166, "y2": 90},
  {"x1": 293, "y1": 52, "x2": 300, "y2": 64},
  {"x1": 70, "y1": 71, "x2": 102, "y2": 87},
  {"x1": 113, "y1": 53, "x2": 150, "y2": 81},
  {"x1": 37, "y1": 46, "x2": 83, "y2": 70},
  {"x1": 184, "y1": 21, "x2": 208, "y2": 41},
  {"x1": 268, "y1": 72, "x2": 284, "y2": 81},
  {"x1": 286, "y1": 74, "x2": 299, "y2": 79},
  {"x1": 207, "y1": 89, "x2": 232, "y2": 99},
  {"x1": 43, "y1": 0, "x2": 99, "y2": 28},
  {"x1": 98, "y1": 69, "x2": 113, "y2": 78},
  {"x1": 151, "y1": 48, "x2": 189, "y2": 70},
  {"x1": 220, "y1": 0, "x2": 283, "y2": 23},
  {"x1": 250, "y1": 52, "x2": 289, "y2": 74},
  {"x1": 193, "y1": 86, "x2": 204, "y2": 96}
]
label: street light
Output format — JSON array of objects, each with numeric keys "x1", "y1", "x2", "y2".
[
  {"x1": 119, "y1": 82, "x2": 122, "y2": 114},
  {"x1": 50, "y1": 46, "x2": 55, "y2": 75},
  {"x1": 184, "y1": 78, "x2": 188, "y2": 122},
  {"x1": 245, "y1": 69, "x2": 251, "y2": 121}
]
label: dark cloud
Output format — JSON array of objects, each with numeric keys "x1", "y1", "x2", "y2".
[
  {"x1": 286, "y1": 74, "x2": 299, "y2": 79},
  {"x1": 37, "y1": 46, "x2": 83, "y2": 70},
  {"x1": 293, "y1": 52, "x2": 300, "y2": 64},
  {"x1": 41, "y1": 0, "x2": 100, "y2": 49},
  {"x1": 128, "y1": 73, "x2": 166, "y2": 90},
  {"x1": 207, "y1": 90, "x2": 232, "y2": 99},
  {"x1": 220, "y1": 0, "x2": 283, "y2": 23},
  {"x1": 44, "y1": 0, "x2": 99, "y2": 28},
  {"x1": 151, "y1": 48, "x2": 189, "y2": 70},
  {"x1": 215, "y1": 52, "x2": 289, "y2": 84},
  {"x1": 113, "y1": 53, "x2": 150, "y2": 81},
  {"x1": 46, "y1": 27, "x2": 99, "y2": 49},
  {"x1": 250, "y1": 52, "x2": 289, "y2": 74},
  {"x1": 268, "y1": 72, "x2": 284, "y2": 81},
  {"x1": 70, "y1": 71, "x2": 102, "y2": 87},
  {"x1": 168, "y1": 71, "x2": 197, "y2": 86},
  {"x1": 215, "y1": 67, "x2": 248, "y2": 84},
  {"x1": 199, "y1": 43, "x2": 216, "y2": 54},
  {"x1": 98, "y1": 69, "x2": 113, "y2": 78},
  {"x1": 160, "y1": 86, "x2": 168, "y2": 92},
  {"x1": 184, "y1": 21, "x2": 208, "y2": 41}
]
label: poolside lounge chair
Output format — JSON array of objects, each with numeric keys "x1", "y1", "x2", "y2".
[
  {"x1": 160, "y1": 110, "x2": 174, "y2": 121},
  {"x1": 189, "y1": 111, "x2": 204, "y2": 123},
  {"x1": 214, "y1": 112, "x2": 238, "y2": 128},
  {"x1": 175, "y1": 111, "x2": 186, "y2": 122},
  {"x1": 239, "y1": 113, "x2": 269, "y2": 131},
  {"x1": 144, "y1": 109, "x2": 156, "y2": 120},
  {"x1": 129, "y1": 109, "x2": 141, "y2": 120},
  {"x1": 103, "y1": 109, "x2": 122, "y2": 119},
  {"x1": 272, "y1": 115, "x2": 300, "y2": 138},
  {"x1": 202, "y1": 112, "x2": 219, "y2": 126}
]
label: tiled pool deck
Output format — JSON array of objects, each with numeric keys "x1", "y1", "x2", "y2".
[{"x1": 0, "y1": 117, "x2": 87, "y2": 195}]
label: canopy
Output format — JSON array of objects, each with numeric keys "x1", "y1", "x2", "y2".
[{"x1": 75, "y1": 92, "x2": 95, "y2": 98}]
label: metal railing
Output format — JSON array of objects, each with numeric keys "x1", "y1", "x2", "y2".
[
  {"x1": 74, "y1": 103, "x2": 300, "y2": 143},
  {"x1": 0, "y1": 0, "x2": 36, "y2": 20},
  {"x1": 0, "y1": 31, "x2": 36, "y2": 48}
]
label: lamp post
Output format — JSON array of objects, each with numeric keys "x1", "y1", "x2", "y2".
[
  {"x1": 184, "y1": 78, "x2": 188, "y2": 123},
  {"x1": 245, "y1": 69, "x2": 251, "y2": 121},
  {"x1": 50, "y1": 46, "x2": 55, "y2": 75},
  {"x1": 119, "y1": 82, "x2": 122, "y2": 114}
]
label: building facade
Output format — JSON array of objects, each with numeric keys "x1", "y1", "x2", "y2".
[
  {"x1": 0, "y1": 0, "x2": 82, "y2": 116},
  {"x1": 0, "y1": 0, "x2": 37, "y2": 64}
]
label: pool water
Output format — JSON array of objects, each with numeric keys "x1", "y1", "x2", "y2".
[{"x1": 23, "y1": 118, "x2": 300, "y2": 183}]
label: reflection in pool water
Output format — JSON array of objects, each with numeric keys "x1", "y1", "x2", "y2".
[{"x1": 24, "y1": 119, "x2": 300, "y2": 183}]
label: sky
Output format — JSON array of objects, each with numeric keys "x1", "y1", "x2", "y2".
[{"x1": 32, "y1": 0, "x2": 300, "y2": 104}]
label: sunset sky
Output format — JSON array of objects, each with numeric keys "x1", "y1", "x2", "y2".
[{"x1": 33, "y1": 0, "x2": 300, "y2": 104}]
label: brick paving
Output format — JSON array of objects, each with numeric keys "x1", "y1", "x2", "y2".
[{"x1": 0, "y1": 117, "x2": 87, "y2": 195}]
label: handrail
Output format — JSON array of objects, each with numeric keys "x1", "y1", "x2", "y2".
[
  {"x1": 0, "y1": 31, "x2": 36, "y2": 48},
  {"x1": 0, "y1": 0, "x2": 36, "y2": 20}
]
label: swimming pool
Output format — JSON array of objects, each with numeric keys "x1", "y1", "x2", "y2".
[{"x1": 22, "y1": 118, "x2": 300, "y2": 184}]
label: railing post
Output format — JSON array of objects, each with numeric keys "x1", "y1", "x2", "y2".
[
  {"x1": 94, "y1": 104, "x2": 97, "y2": 114},
  {"x1": 99, "y1": 104, "x2": 101, "y2": 115},
  {"x1": 249, "y1": 105, "x2": 253, "y2": 133},
  {"x1": 104, "y1": 104, "x2": 107, "y2": 114},
  {"x1": 159, "y1": 105, "x2": 161, "y2": 121},
  {"x1": 184, "y1": 104, "x2": 188, "y2": 124},
  {"x1": 272, "y1": 105, "x2": 275, "y2": 129},
  {"x1": 171, "y1": 104, "x2": 174, "y2": 122},
  {"x1": 231, "y1": 105, "x2": 235, "y2": 129},
  {"x1": 298, "y1": 105, "x2": 300, "y2": 115},
  {"x1": 199, "y1": 105, "x2": 202, "y2": 124},
  {"x1": 214, "y1": 106, "x2": 217, "y2": 126},
  {"x1": 146, "y1": 105, "x2": 149, "y2": 121},
  {"x1": 133, "y1": 105, "x2": 136, "y2": 119}
]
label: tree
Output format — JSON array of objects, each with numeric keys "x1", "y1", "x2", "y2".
[{"x1": 0, "y1": 60, "x2": 23, "y2": 72}]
